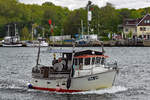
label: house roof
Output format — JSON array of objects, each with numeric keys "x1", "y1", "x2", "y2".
[
  {"x1": 136, "y1": 14, "x2": 150, "y2": 26},
  {"x1": 123, "y1": 19, "x2": 138, "y2": 26},
  {"x1": 123, "y1": 14, "x2": 150, "y2": 27}
]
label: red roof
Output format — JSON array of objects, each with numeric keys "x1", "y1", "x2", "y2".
[{"x1": 74, "y1": 55, "x2": 109, "y2": 58}]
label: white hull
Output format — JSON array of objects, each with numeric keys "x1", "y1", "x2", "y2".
[
  {"x1": 29, "y1": 69, "x2": 117, "y2": 92},
  {"x1": 26, "y1": 43, "x2": 49, "y2": 47},
  {"x1": 2, "y1": 43, "x2": 22, "y2": 47}
]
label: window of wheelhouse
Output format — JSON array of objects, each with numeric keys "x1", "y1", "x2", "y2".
[
  {"x1": 92, "y1": 57, "x2": 95, "y2": 65},
  {"x1": 74, "y1": 58, "x2": 78, "y2": 65},
  {"x1": 95, "y1": 57, "x2": 101, "y2": 64},
  {"x1": 84, "y1": 58, "x2": 90, "y2": 65},
  {"x1": 79, "y1": 58, "x2": 83, "y2": 65},
  {"x1": 101, "y1": 57, "x2": 105, "y2": 64}
]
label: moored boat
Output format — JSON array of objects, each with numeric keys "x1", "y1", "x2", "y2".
[
  {"x1": 2, "y1": 36, "x2": 23, "y2": 47},
  {"x1": 26, "y1": 38, "x2": 49, "y2": 47},
  {"x1": 28, "y1": 43, "x2": 118, "y2": 93}
]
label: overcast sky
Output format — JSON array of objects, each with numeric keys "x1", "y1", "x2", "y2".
[{"x1": 19, "y1": 0, "x2": 150, "y2": 10}]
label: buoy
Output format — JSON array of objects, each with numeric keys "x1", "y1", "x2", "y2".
[{"x1": 28, "y1": 83, "x2": 33, "y2": 89}]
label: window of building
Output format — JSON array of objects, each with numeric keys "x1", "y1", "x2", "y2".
[
  {"x1": 140, "y1": 27, "x2": 146, "y2": 31},
  {"x1": 144, "y1": 27, "x2": 146, "y2": 31},
  {"x1": 140, "y1": 27, "x2": 143, "y2": 31},
  {"x1": 144, "y1": 20, "x2": 147, "y2": 24}
]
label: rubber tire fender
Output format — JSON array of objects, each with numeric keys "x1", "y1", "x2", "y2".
[{"x1": 66, "y1": 78, "x2": 71, "y2": 89}]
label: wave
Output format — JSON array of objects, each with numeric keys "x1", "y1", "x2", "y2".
[{"x1": 72, "y1": 86, "x2": 127, "y2": 95}]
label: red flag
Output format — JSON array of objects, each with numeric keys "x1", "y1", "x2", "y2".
[
  {"x1": 51, "y1": 29, "x2": 53, "y2": 33},
  {"x1": 90, "y1": 7, "x2": 94, "y2": 11},
  {"x1": 48, "y1": 19, "x2": 52, "y2": 25}
]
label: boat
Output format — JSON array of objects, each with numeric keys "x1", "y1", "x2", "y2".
[
  {"x1": 2, "y1": 24, "x2": 23, "y2": 47},
  {"x1": 2, "y1": 36, "x2": 23, "y2": 47},
  {"x1": 26, "y1": 37, "x2": 49, "y2": 47},
  {"x1": 28, "y1": 43, "x2": 118, "y2": 93}
]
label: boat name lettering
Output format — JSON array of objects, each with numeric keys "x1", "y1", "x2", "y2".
[{"x1": 88, "y1": 76, "x2": 98, "y2": 81}]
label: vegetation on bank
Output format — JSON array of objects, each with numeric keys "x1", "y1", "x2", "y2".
[{"x1": 0, "y1": 0, "x2": 150, "y2": 40}]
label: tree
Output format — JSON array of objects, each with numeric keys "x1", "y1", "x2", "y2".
[
  {"x1": 21, "y1": 26, "x2": 30, "y2": 40},
  {"x1": 98, "y1": 3, "x2": 120, "y2": 36}
]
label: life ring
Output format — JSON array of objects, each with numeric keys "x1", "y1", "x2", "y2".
[{"x1": 66, "y1": 78, "x2": 71, "y2": 89}]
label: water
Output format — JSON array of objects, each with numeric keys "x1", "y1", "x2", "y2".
[{"x1": 0, "y1": 47, "x2": 150, "y2": 100}]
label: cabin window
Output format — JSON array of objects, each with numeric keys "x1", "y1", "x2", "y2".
[
  {"x1": 74, "y1": 59, "x2": 78, "y2": 65},
  {"x1": 35, "y1": 80, "x2": 38, "y2": 83},
  {"x1": 101, "y1": 57, "x2": 105, "y2": 64},
  {"x1": 47, "y1": 82, "x2": 51, "y2": 84},
  {"x1": 96, "y1": 57, "x2": 101, "y2": 64},
  {"x1": 92, "y1": 57, "x2": 95, "y2": 65},
  {"x1": 79, "y1": 58, "x2": 83, "y2": 65},
  {"x1": 41, "y1": 69, "x2": 44, "y2": 74},
  {"x1": 85, "y1": 58, "x2": 90, "y2": 65}
]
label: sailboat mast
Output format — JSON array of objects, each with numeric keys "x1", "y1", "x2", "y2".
[
  {"x1": 7, "y1": 25, "x2": 10, "y2": 36},
  {"x1": 81, "y1": 20, "x2": 84, "y2": 36},
  {"x1": 14, "y1": 24, "x2": 17, "y2": 36},
  {"x1": 32, "y1": 24, "x2": 34, "y2": 40},
  {"x1": 87, "y1": 5, "x2": 89, "y2": 35},
  {"x1": 42, "y1": 27, "x2": 45, "y2": 38}
]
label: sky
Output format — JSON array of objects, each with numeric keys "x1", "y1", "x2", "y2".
[{"x1": 19, "y1": 0, "x2": 150, "y2": 10}]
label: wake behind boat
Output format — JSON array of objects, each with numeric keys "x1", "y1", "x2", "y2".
[{"x1": 28, "y1": 43, "x2": 118, "y2": 93}]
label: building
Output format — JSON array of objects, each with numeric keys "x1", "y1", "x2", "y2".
[{"x1": 123, "y1": 14, "x2": 150, "y2": 39}]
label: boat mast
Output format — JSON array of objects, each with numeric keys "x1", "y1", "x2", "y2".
[
  {"x1": 66, "y1": 42, "x2": 75, "y2": 89},
  {"x1": 36, "y1": 40, "x2": 41, "y2": 67},
  {"x1": 101, "y1": 42, "x2": 105, "y2": 54},
  {"x1": 32, "y1": 24, "x2": 34, "y2": 41},
  {"x1": 81, "y1": 20, "x2": 84, "y2": 36},
  {"x1": 87, "y1": 1, "x2": 92, "y2": 35},
  {"x1": 14, "y1": 23, "x2": 17, "y2": 36},
  {"x1": 81, "y1": 20, "x2": 84, "y2": 39},
  {"x1": 71, "y1": 42, "x2": 75, "y2": 76},
  {"x1": 42, "y1": 27, "x2": 45, "y2": 38},
  {"x1": 7, "y1": 25, "x2": 10, "y2": 36}
]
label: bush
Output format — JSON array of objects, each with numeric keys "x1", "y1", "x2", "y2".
[{"x1": 100, "y1": 36, "x2": 110, "y2": 41}]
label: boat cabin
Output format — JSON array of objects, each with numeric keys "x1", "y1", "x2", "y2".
[
  {"x1": 73, "y1": 50, "x2": 108, "y2": 70},
  {"x1": 32, "y1": 50, "x2": 108, "y2": 79},
  {"x1": 51, "y1": 50, "x2": 108, "y2": 71}
]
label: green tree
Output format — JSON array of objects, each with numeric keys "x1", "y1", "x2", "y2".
[
  {"x1": 98, "y1": 3, "x2": 120, "y2": 36},
  {"x1": 21, "y1": 26, "x2": 31, "y2": 40}
]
